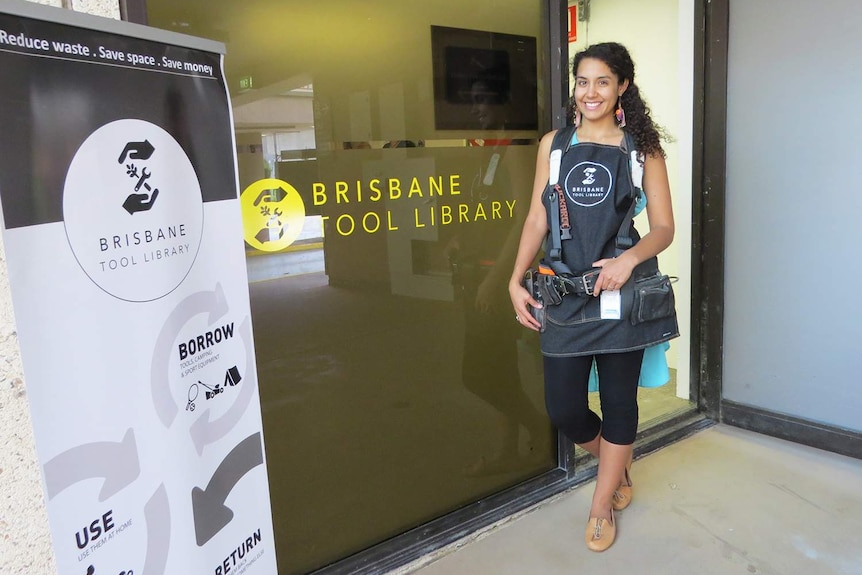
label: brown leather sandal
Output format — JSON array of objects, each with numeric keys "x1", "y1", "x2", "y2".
[
  {"x1": 612, "y1": 466, "x2": 633, "y2": 511},
  {"x1": 585, "y1": 509, "x2": 616, "y2": 552}
]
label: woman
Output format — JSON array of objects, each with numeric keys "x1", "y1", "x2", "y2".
[{"x1": 508, "y1": 42, "x2": 678, "y2": 551}]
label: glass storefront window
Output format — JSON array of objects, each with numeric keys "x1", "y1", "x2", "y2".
[{"x1": 147, "y1": 2, "x2": 554, "y2": 573}]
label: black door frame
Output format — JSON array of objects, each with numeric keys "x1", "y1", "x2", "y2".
[
  {"x1": 692, "y1": 0, "x2": 727, "y2": 421},
  {"x1": 118, "y1": 0, "x2": 718, "y2": 572}
]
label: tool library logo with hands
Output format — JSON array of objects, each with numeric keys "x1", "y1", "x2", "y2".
[
  {"x1": 566, "y1": 161, "x2": 612, "y2": 207},
  {"x1": 63, "y1": 119, "x2": 204, "y2": 302}
]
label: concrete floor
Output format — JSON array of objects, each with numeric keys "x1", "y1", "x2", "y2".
[{"x1": 405, "y1": 425, "x2": 862, "y2": 575}]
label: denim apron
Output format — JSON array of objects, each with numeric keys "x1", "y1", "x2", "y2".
[{"x1": 540, "y1": 138, "x2": 679, "y2": 357}]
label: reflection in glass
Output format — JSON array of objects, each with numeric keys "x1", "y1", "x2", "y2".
[{"x1": 147, "y1": 2, "x2": 553, "y2": 573}]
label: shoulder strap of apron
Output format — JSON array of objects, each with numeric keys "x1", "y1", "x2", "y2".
[
  {"x1": 546, "y1": 127, "x2": 576, "y2": 273},
  {"x1": 614, "y1": 131, "x2": 643, "y2": 256}
]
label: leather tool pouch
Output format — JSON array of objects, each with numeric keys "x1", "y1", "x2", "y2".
[
  {"x1": 523, "y1": 269, "x2": 547, "y2": 332},
  {"x1": 538, "y1": 274, "x2": 563, "y2": 306},
  {"x1": 630, "y1": 274, "x2": 677, "y2": 325}
]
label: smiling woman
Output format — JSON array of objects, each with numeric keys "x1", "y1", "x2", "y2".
[
  {"x1": 574, "y1": 59, "x2": 627, "y2": 128},
  {"x1": 509, "y1": 41, "x2": 678, "y2": 553}
]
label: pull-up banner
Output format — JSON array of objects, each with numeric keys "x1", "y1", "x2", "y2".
[{"x1": 0, "y1": 2, "x2": 277, "y2": 574}]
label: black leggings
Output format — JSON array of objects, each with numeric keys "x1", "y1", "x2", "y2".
[{"x1": 543, "y1": 349, "x2": 644, "y2": 446}]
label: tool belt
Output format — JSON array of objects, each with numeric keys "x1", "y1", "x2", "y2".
[{"x1": 532, "y1": 263, "x2": 603, "y2": 305}]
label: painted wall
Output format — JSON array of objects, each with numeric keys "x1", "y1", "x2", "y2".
[
  {"x1": 68, "y1": 0, "x2": 119, "y2": 18},
  {"x1": 724, "y1": 0, "x2": 862, "y2": 431},
  {"x1": 568, "y1": 0, "x2": 694, "y2": 398},
  {"x1": 0, "y1": 4, "x2": 116, "y2": 575}
]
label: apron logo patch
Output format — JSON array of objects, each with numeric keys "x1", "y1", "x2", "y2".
[{"x1": 565, "y1": 161, "x2": 613, "y2": 207}]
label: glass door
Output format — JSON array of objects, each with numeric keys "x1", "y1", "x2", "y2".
[{"x1": 146, "y1": 2, "x2": 555, "y2": 573}]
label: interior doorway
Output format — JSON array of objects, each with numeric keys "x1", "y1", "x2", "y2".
[{"x1": 567, "y1": 0, "x2": 697, "y2": 431}]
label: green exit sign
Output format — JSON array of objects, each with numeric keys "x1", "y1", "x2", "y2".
[{"x1": 239, "y1": 76, "x2": 253, "y2": 90}]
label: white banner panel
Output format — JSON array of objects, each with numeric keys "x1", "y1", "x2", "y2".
[{"x1": 0, "y1": 3, "x2": 277, "y2": 575}]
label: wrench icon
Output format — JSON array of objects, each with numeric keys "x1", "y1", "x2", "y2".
[{"x1": 134, "y1": 167, "x2": 152, "y2": 192}]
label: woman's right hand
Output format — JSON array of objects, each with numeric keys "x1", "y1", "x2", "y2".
[
  {"x1": 507, "y1": 130, "x2": 556, "y2": 333},
  {"x1": 509, "y1": 281, "x2": 542, "y2": 332}
]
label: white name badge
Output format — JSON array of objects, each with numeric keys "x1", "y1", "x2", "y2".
[{"x1": 600, "y1": 289, "x2": 622, "y2": 320}]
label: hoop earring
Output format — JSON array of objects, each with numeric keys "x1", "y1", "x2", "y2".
[
  {"x1": 574, "y1": 106, "x2": 582, "y2": 128},
  {"x1": 615, "y1": 98, "x2": 626, "y2": 127}
]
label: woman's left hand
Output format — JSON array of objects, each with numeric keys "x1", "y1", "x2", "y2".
[{"x1": 591, "y1": 253, "x2": 637, "y2": 296}]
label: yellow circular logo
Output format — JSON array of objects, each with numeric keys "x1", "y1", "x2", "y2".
[{"x1": 240, "y1": 178, "x2": 306, "y2": 252}]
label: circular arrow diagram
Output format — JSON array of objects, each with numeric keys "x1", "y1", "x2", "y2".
[
  {"x1": 151, "y1": 283, "x2": 229, "y2": 428},
  {"x1": 191, "y1": 432, "x2": 263, "y2": 546},
  {"x1": 143, "y1": 484, "x2": 171, "y2": 575},
  {"x1": 43, "y1": 428, "x2": 140, "y2": 502},
  {"x1": 189, "y1": 316, "x2": 256, "y2": 455}
]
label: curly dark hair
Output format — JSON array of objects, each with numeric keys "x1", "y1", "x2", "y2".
[{"x1": 568, "y1": 42, "x2": 669, "y2": 158}]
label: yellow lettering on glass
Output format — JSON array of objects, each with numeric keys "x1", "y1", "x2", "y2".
[
  {"x1": 363, "y1": 212, "x2": 380, "y2": 233},
  {"x1": 387, "y1": 211, "x2": 399, "y2": 230},
  {"x1": 336, "y1": 214, "x2": 355, "y2": 235},
  {"x1": 408, "y1": 177, "x2": 423, "y2": 198},
  {"x1": 491, "y1": 201, "x2": 502, "y2": 219},
  {"x1": 369, "y1": 179, "x2": 382, "y2": 201},
  {"x1": 429, "y1": 176, "x2": 443, "y2": 196},
  {"x1": 474, "y1": 203, "x2": 487, "y2": 221},
  {"x1": 441, "y1": 205, "x2": 452, "y2": 225},
  {"x1": 313, "y1": 183, "x2": 327, "y2": 206},
  {"x1": 335, "y1": 181, "x2": 349, "y2": 203},
  {"x1": 388, "y1": 178, "x2": 402, "y2": 200}
]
